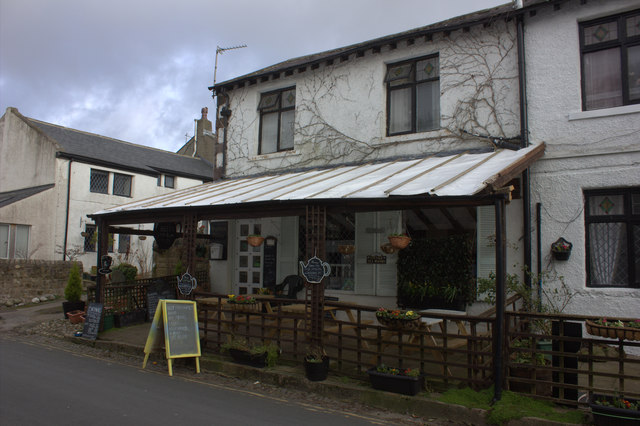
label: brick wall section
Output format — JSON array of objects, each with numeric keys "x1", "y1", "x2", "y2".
[{"x1": 0, "y1": 259, "x2": 83, "y2": 303}]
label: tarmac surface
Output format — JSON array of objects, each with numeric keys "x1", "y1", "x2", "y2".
[{"x1": 0, "y1": 300, "x2": 584, "y2": 425}]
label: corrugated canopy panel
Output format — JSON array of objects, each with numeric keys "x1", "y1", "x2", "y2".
[{"x1": 93, "y1": 144, "x2": 544, "y2": 215}]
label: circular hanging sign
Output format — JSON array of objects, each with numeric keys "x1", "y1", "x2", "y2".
[{"x1": 299, "y1": 256, "x2": 331, "y2": 284}]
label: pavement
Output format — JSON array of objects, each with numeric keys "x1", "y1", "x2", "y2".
[{"x1": 0, "y1": 300, "x2": 583, "y2": 426}]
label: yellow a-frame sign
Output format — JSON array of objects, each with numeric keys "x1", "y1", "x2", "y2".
[{"x1": 142, "y1": 299, "x2": 201, "y2": 376}]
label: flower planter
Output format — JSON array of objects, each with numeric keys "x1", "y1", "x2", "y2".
[
  {"x1": 388, "y1": 235, "x2": 411, "y2": 249},
  {"x1": 376, "y1": 316, "x2": 421, "y2": 330},
  {"x1": 589, "y1": 394, "x2": 640, "y2": 426},
  {"x1": 228, "y1": 303, "x2": 260, "y2": 312},
  {"x1": 367, "y1": 368, "x2": 422, "y2": 396},
  {"x1": 247, "y1": 236, "x2": 264, "y2": 247},
  {"x1": 586, "y1": 320, "x2": 640, "y2": 341},
  {"x1": 551, "y1": 250, "x2": 571, "y2": 261},
  {"x1": 551, "y1": 237, "x2": 572, "y2": 261},
  {"x1": 62, "y1": 300, "x2": 86, "y2": 319},
  {"x1": 66, "y1": 310, "x2": 85, "y2": 324},
  {"x1": 228, "y1": 348, "x2": 268, "y2": 368},
  {"x1": 304, "y1": 356, "x2": 330, "y2": 381}
]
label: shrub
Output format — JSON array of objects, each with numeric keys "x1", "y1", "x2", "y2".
[
  {"x1": 113, "y1": 263, "x2": 138, "y2": 282},
  {"x1": 64, "y1": 263, "x2": 83, "y2": 302}
]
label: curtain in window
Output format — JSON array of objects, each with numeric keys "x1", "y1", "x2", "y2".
[
  {"x1": 389, "y1": 88, "x2": 411, "y2": 134},
  {"x1": 260, "y1": 112, "x2": 278, "y2": 154},
  {"x1": 416, "y1": 80, "x2": 440, "y2": 132},
  {"x1": 584, "y1": 48, "x2": 622, "y2": 110},
  {"x1": 0, "y1": 224, "x2": 8, "y2": 258},
  {"x1": 280, "y1": 110, "x2": 295, "y2": 150},
  {"x1": 14, "y1": 225, "x2": 29, "y2": 259},
  {"x1": 628, "y1": 45, "x2": 640, "y2": 101},
  {"x1": 589, "y1": 222, "x2": 628, "y2": 286}
]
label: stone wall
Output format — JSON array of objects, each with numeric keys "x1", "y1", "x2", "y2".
[{"x1": 0, "y1": 259, "x2": 82, "y2": 305}]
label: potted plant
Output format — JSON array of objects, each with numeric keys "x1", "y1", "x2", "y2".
[
  {"x1": 222, "y1": 337, "x2": 279, "y2": 368},
  {"x1": 62, "y1": 262, "x2": 85, "y2": 319},
  {"x1": 304, "y1": 346, "x2": 330, "y2": 381},
  {"x1": 375, "y1": 307, "x2": 421, "y2": 330},
  {"x1": 247, "y1": 234, "x2": 265, "y2": 247},
  {"x1": 388, "y1": 233, "x2": 411, "y2": 249},
  {"x1": 367, "y1": 364, "x2": 423, "y2": 395},
  {"x1": 589, "y1": 394, "x2": 640, "y2": 425},
  {"x1": 551, "y1": 237, "x2": 572, "y2": 261},
  {"x1": 508, "y1": 338, "x2": 552, "y2": 396}
]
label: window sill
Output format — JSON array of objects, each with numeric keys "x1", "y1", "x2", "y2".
[
  {"x1": 250, "y1": 149, "x2": 300, "y2": 161},
  {"x1": 568, "y1": 104, "x2": 640, "y2": 121}
]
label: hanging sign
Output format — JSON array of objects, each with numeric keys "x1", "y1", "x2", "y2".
[
  {"x1": 142, "y1": 299, "x2": 201, "y2": 376},
  {"x1": 299, "y1": 256, "x2": 331, "y2": 284},
  {"x1": 177, "y1": 272, "x2": 197, "y2": 295},
  {"x1": 98, "y1": 255, "x2": 112, "y2": 275}
]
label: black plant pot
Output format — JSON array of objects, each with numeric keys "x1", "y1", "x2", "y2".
[
  {"x1": 552, "y1": 250, "x2": 571, "y2": 261},
  {"x1": 62, "y1": 301, "x2": 85, "y2": 319},
  {"x1": 589, "y1": 394, "x2": 640, "y2": 426},
  {"x1": 367, "y1": 368, "x2": 423, "y2": 396},
  {"x1": 304, "y1": 356, "x2": 330, "y2": 381},
  {"x1": 228, "y1": 348, "x2": 268, "y2": 368}
]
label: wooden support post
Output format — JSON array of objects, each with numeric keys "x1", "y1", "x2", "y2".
[{"x1": 305, "y1": 205, "x2": 326, "y2": 347}]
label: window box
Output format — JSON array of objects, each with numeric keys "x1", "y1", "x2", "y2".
[
  {"x1": 367, "y1": 367, "x2": 423, "y2": 396},
  {"x1": 589, "y1": 394, "x2": 640, "y2": 426}
]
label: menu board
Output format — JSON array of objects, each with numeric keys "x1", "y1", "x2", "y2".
[
  {"x1": 82, "y1": 303, "x2": 103, "y2": 340},
  {"x1": 263, "y1": 236, "x2": 277, "y2": 288}
]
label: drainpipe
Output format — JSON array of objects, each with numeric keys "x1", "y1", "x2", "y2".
[
  {"x1": 517, "y1": 13, "x2": 532, "y2": 290},
  {"x1": 536, "y1": 203, "x2": 542, "y2": 305},
  {"x1": 493, "y1": 196, "x2": 507, "y2": 404},
  {"x1": 62, "y1": 159, "x2": 72, "y2": 260}
]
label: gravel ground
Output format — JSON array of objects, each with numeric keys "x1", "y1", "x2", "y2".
[{"x1": 0, "y1": 302, "x2": 468, "y2": 426}]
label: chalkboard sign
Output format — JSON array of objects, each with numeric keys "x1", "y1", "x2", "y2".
[
  {"x1": 263, "y1": 236, "x2": 277, "y2": 288},
  {"x1": 142, "y1": 300, "x2": 201, "y2": 376},
  {"x1": 177, "y1": 272, "x2": 197, "y2": 296},
  {"x1": 299, "y1": 256, "x2": 331, "y2": 284},
  {"x1": 82, "y1": 302, "x2": 103, "y2": 340},
  {"x1": 147, "y1": 281, "x2": 175, "y2": 319}
]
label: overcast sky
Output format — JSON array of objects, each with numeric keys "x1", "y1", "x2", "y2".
[{"x1": 0, "y1": 0, "x2": 508, "y2": 153}]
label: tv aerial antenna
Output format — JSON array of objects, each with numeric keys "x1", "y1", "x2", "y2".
[{"x1": 213, "y1": 44, "x2": 247, "y2": 88}]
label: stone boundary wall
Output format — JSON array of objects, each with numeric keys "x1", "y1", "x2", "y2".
[{"x1": 0, "y1": 259, "x2": 83, "y2": 305}]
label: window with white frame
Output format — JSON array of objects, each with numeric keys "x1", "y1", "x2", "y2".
[
  {"x1": 258, "y1": 87, "x2": 295, "y2": 154},
  {"x1": 0, "y1": 223, "x2": 30, "y2": 259},
  {"x1": 580, "y1": 10, "x2": 640, "y2": 111},
  {"x1": 386, "y1": 54, "x2": 440, "y2": 135},
  {"x1": 585, "y1": 187, "x2": 640, "y2": 288},
  {"x1": 113, "y1": 173, "x2": 132, "y2": 197}
]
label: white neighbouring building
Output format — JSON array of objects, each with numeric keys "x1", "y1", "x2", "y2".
[{"x1": 0, "y1": 107, "x2": 214, "y2": 274}]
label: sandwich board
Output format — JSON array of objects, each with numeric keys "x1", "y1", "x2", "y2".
[{"x1": 142, "y1": 299, "x2": 200, "y2": 376}]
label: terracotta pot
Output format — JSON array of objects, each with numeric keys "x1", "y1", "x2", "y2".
[
  {"x1": 247, "y1": 236, "x2": 264, "y2": 247},
  {"x1": 388, "y1": 235, "x2": 411, "y2": 249},
  {"x1": 66, "y1": 310, "x2": 85, "y2": 324}
]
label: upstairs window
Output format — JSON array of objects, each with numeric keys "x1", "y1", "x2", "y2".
[
  {"x1": 585, "y1": 187, "x2": 640, "y2": 288},
  {"x1": 258, "y1": 87, "x2": 295, "y2": 154},
  {"x1": 580, "y1": 10, "x2": 640, "y2": 110},
  {"x1": 386, "y1": 54, "x2": 440, "y2": 135},
  {"x1": 164, "y1": 175, "x2": 175, "y2": 188},
  {"x1": 90, "y1": 169, "x2": 109, "y2": 194},
  {"x1": 113, "y1": 173, "x2": 132, "y2": 197}
]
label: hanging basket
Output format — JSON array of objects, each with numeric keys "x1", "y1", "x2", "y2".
[
  {"x1": 550, "y1": 237, "x2": 572, "y2": 261},
  {"x1": 247, "y1": 235, "x2": 265, "y2": 247},
  {"x1": 338, "y1": 244, "x2": 355, "y2": 255},
  {"x1": 388, "y1": 235, "x2": 411, "y2": 249},
  {"x1": 586, "y1": 320, "x2": 640, "y2": 341}
]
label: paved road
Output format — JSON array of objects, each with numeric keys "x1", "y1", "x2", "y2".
[{"x1": 0, "y1": 338, "x2": 389, "y2": 426}]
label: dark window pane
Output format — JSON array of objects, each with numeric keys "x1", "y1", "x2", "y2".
[
  {"x1": 164, "y1": 175, "x2": 175, "y2": 188},
  {"x1": 280, "y1": 110, "x2": 295, "y2": 150},
  {"x1": 416, "y1": 80, "x2": 440, "y2": 132},
  {"x1": 259, "y1": 88, "x2": 295, "y2": 154},
  {"x1": 627, "y1": 45, "x2": 640, "y2": 101},
  {"x1": 389, "y1": 87, "x2": 412, "y2": 134},
  {"x1": 84, "y1": 225, "x2": 96, "y2": 252},
  {"x1": 260, "y1": 112, "x2": 279, "y2": 154},
  {"x1": 118, "y1": 234, "x2": 130, "y2": 254},
  {"x1": 113, "y1": 173, "x2": 132, "y2": 197},
  {"x1": 90, "y1": 170, "x2": 109, "y2": 194}
]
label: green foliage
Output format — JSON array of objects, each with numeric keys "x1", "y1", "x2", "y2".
[
  {"x1": 438, "y1": 387, "x2": 586, "y2": 425},
  {"x1": 174, "y1": 260, "x2": 185, "y2": 275},
  {"x1": 64, "y1": 263, "x2": 83, "y2": 302},
  {"x1": 397, "y1": 234, "x2": 475, "y2": 308},
  {"x1": 221, "y1": 337, "x2": 280, "y2": 367},
  {"x1": 112, "y1": 263, "x2": 137, "y2": 282}
]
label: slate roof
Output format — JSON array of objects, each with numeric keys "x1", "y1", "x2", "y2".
[
  {"x1": 27, "y1": 118, "x2": 213, "y2": 181},
  {"x1": 0, "y1": 184, "x2": 55, "y2": 208}
]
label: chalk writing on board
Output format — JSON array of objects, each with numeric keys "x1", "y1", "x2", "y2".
[
  {"x1": 177, "y1": 273, "x2": 197, "y2": 296},
  {"x1": 299, "y1": 256, "x2": 331, "y2": 284},
  {"x1": 82, "y1": 303, "x2": 103, "y2": 340},
  {"x1": 164, "y1": 302, "x2": 199, "y2": 356}
]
